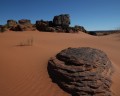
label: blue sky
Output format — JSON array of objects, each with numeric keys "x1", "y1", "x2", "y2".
[{"x1": 0, "y1": 0, "x2": 120, "y2": 31}]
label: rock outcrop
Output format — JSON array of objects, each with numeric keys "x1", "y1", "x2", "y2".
[
  {"x1": 1, "y1": 14, "x2": 87, "y2": 33},
  {"x1": 53, "y1": 14, "x2": 70, "y2": 27},
  {"x1": 0, "y1": 25, "x2": 8, "y2": 32},
  {"x1": 10, "y1": 19, "x2": 36, "y2": 31},
  {"x1": 18, "y1": 19, "x2": 36, "y2": 31},
  {"x1": 35, "y1": 14, "x2": 87, "y2": 33},
  {"x1": 18, "y1": 19, "x2": 31, "y2": 25},
  {"x1": 48, "y1": 47, "x2": 113, "y2": 96},
  {"x1": 36, "y1": 20, "x2": 54, "y2": 32},
  {"x1": 7, "y1": 20, "x2": 17, "y2": 28},
  {"x1": 74, "y1": 25, "x2": 87, "y2": 33}
]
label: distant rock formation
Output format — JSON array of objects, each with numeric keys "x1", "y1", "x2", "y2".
[
  {"x1": 36, "y1": 20, "x2": 55, "y2": 32},
  {"x1": 7, "y1": 20, "x2": 17, "y2": 28},
  {"x1": 88, "y1": 30, "x2": 120, "y2": 36},
  {"x1": 18, "y1": 19, "x2": 31, "y2": 25},
  {"x1": 1, "y1": 14, "x2": 87, "y2": 33},
  {"x1": 53, "y1": 14, "x2": 70, "y2": 27},
  {"x1": 18, "y1": 19, "x2": 36, "y2": 31},
  {"x1": 0, "y1": 25, "x2": 8, "y2": 32},
  {"x1": 9, "y1": 19, "x2": 36, "y2": 31},
  {"x1": 74, "y1": 25, "x2": 87, "y2": 33},
  {"x1": 48, "y1": 47, "x2": 113, "y2": 96},
  {"x1": 35, "y1": 14, "x2": 86, "y2": 33}
]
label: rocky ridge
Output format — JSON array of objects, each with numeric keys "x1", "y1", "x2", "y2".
[{"x1": 0, "y1": 14, "x2": 86, "y2": 33}]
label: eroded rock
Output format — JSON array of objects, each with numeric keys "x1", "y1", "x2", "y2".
[
  {"x1": 53, "y1": 14, "x2": 70, "y2": 27},
  {"x1": 18, "y1": 19, "x2": 31, "y2": 25},
  {"x1": 7, "y1": 20, "x2": 17, "y2": 28},
  {"x1": 48, "y1": 47, "x2": 113, "y2": 96}
]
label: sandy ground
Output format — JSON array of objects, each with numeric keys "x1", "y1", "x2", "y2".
[{"x1": 0, "y1": 31, "x2": 120, "y2": 96}]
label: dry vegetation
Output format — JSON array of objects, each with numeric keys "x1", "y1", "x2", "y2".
[{"x1": 18, "y1": 37, "x2": 33, "y2": 46}]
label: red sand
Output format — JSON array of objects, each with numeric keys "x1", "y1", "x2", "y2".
[{"x1": 0, "y1": 31, "x2": 120, "y2": 96}]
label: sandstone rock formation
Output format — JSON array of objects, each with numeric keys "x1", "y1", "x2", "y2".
[
  {"x1": 0, "y1": 25, "x2": 8, "y2": 32},
  {"x1": 36, "y1": 20, "x2": 54, "y2": 31},
  {"x1": 74, "y1": 25, "x2": 87, "y2": 33},
  {"x1": 48, "y1": 47, "x2": 113, "y2": 96},
  {"x1": 1, "y1": 14, "x2": 87, "y2": 33},
  {"x1": 18, "y1": 19, "x2": 31, "y2": 25},
  {"x1": 9, "y1": 19, "x2": 36, "y2": 31},
  {"x1": 53, "y1": 14, "x2": 70, "y2": 27},
  {"x1": 7, "y1": 20, "x2": 17, "y2": 28}
]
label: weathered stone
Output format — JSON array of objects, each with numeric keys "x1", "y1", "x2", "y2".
[
  {"x1": 53, "y1": 14, "x2": 70, "y2": 27},
  {"x1": 11, "y1": 19, "x2": 36, "y2": 31},
  {"x1": 74, "y1": 25, "x2": 87, "y2": 32},
  {"x1": 3, "y1": 14, "x2": 87, "y2": 33},
  {"x1": 0, "y1": 26, "x2": 7, "y2": 32},
  {"x1": 7, "y1": 20, "x2": 17, "y2": 28},
  {"x1": 36, "y1": 20, "x2": 55, "y2": 32},
  {"x1": 48, "y1": 47, "x2": 113, "y2": 96},
  {"x1": 18, "y1": 24, "x2": 36, "y2": 31},
  {"x1": 18, "y1": 19, "x2": 31, "y2": 25},
  {"x1": 36, "y1": 20, "x2": 49, "y2": 31},
  {"x1": 46, "y1": 27, "x2": 55, "y2": 32}
]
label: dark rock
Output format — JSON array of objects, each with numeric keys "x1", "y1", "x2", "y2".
[
  {"x1": 55, "y1": 26, "x2": 65, "y2": 32},
  {"x1": 48, "y1": 47, "x2": 113, "y2": 96},
  {"x1": 46, "y1": 27, "x2": 55, "y2": 32},
  {"x1": 74, "y1": 25, "x2": 87, "y2": 32},
  {"x1": 10, "y1": 24, "x2": 36, "y2": 31},
  {"x1": 65, "y1": 27, "x2": 78, "y2": 33},
  {"x1": 0, "y1": 25, "x2": 2, "y2": 30},
  {"x1": 0, "y1": 26, "x2": 7, "y2": 32},
  {"x1": 36, "y1": 20, "x2": 49, "y2": 31},
  {"x1": 7, "y1": 20, "x2": 17, "y2": 28},
  {"x1": 89, "y1": 32, "x2": 97, "y2": 36},
  {"x1": 18, "y1": 19, "x2": 31, "y2": 25},
  {"x1": 36, "y1": 20, "x2": 55, "y2": 32},
  {"x1": 17, "y1": 24, "x2": 36, "y2": 31},
  {"x1": 53, "y1": 14, "x2": 70, "y2": 27},
  {"x1": 10, "y1": 19, "x2": 36, "y2": 31}
]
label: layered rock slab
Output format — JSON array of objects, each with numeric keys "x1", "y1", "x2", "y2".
[{"x1": 48, "y1": 47, "x2": 113, "y2": 96}]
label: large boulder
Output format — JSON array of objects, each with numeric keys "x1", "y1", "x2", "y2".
[
  {"x1": 11, "y1": 19, "x2": 36, "y2": 31},
  {"x1": 36, "y1": 20, "x2": 54, "y2": 32},
  {"x1": 48, "y1": 47, "x2": 113, "y2": 96},
  {"x1": 36, "y1": 20, "x2": 49, "y2": 31},
  {"x1": 0, "y1": 25, "x2": 7, "y2": 32},
  {"x1": 7, "y1": 20, "x2": 17, "y2": 28},
  {"x1": 18, "y1": 24, "x2": 36, "y2": 31},
  {"x1": 18, "y1": 19, "x2": 31, "y2": 25},
  {"x1": 74, "y1": 25, "x2": 87, "y2": 32},
  {"x1": 53, "y1": 14, "x2": 70, "y2": 27}
]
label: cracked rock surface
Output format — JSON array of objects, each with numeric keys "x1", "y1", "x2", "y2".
[{"x1": 48, "y1": 47, "x2": 113, "y2": 96}]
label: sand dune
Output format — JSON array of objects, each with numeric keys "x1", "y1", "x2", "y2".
[{"x1": 0, "y1": 31, "x2": 120, "y2": 96}]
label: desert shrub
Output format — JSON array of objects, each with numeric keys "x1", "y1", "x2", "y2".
[{"x1": 18, "y1": 37, "x2": 33, "y2": 46}]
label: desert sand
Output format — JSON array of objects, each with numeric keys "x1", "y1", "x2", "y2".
[{"x1": 0, "y1": 31, "x2": 120, "y2": 96}]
